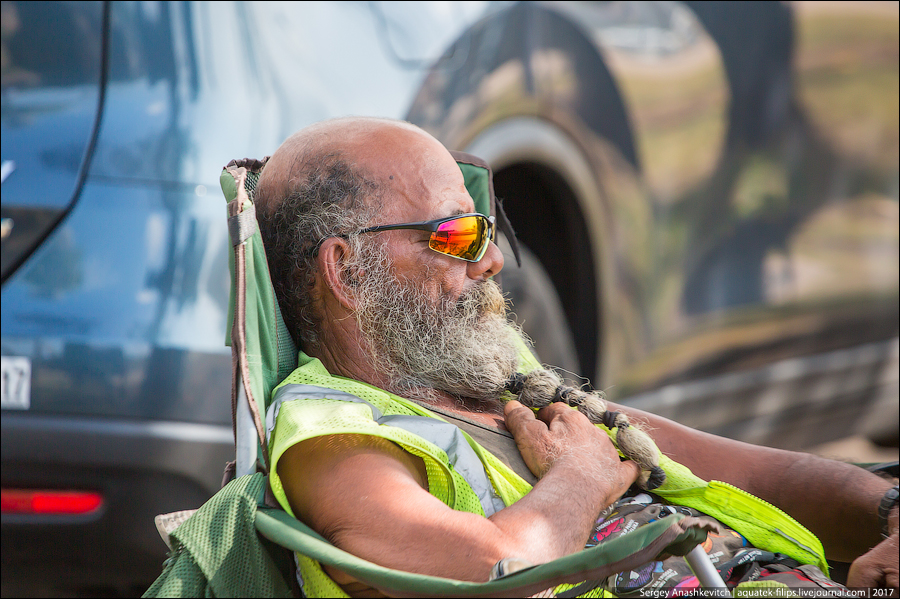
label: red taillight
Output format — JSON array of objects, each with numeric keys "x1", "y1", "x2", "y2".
[{"x1": 1, "y1": 489, "x2": 104, "y2": 515}]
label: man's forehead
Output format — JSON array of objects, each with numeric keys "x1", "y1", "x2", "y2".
[
  {"x1": 264, "y1": 118, "x2": 471, "y2": 219},
  {"x1": 383, "y1": 170, "x2": 473, "y2": 222},
  {"x1": 352, "y1": 131, "x2": 471, "y2": 219}
]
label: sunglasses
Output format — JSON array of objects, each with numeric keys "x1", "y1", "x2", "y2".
[{"x1": 357, "y1": 213, "x2": 496, "y2": 262}]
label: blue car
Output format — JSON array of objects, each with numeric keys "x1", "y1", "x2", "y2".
[{"x1": 2, "y1": 1, "x2": 897, "y2": 595}]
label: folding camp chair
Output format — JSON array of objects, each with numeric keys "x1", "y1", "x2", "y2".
[{"x1": 143, "y1": 155, "x2": 718, "y2": 598}]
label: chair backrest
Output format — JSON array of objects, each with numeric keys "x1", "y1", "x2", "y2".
[{"x1": 219, "y1": 152, "x2": 516, "y2": 477}]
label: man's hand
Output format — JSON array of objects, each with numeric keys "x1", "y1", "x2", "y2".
[
  {"x1": 504, "y1": 400, "x2": 639, "y2": 497},
  {"x1": 849, "y1": 504, "x2": 899, "y2": 589},
  {"x1": 847, "y1": 532, "x2": 899, "y2": 588}
]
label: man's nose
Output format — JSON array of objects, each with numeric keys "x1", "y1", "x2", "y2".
[{"x1": 467, "y1": 240, "x2": 504, "y2": 281}]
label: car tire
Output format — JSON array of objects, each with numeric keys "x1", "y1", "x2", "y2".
[{"x1": 497, "y1": 235, "x2": 581, "y2": 380}]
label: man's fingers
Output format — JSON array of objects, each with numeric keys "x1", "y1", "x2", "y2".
[
  {"x1": 504, "y1": 400, "x2": 539, "y2": 435},
  {"x1": 535, "y1": 402, "x2": 578, "y2": 431},
  {"x1": 621, "y1": 458, "x2": 642, "y2": 484},
  {"x1": 847, "y1": 536, "x2": 899, "y2": 588},
  {"x1": 847, "y1": 558, "x2": 878, "y2": 588},
  {"x1": 503, "y1": 399, "x2": 526, "y2": 417}
]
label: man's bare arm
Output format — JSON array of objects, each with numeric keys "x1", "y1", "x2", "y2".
[
  {"x1": 607, "y1": 400, "x2": 895, "y2": 564},
  {"x1": 277, "y1": 401, "x2": 639, "y2": 585}
]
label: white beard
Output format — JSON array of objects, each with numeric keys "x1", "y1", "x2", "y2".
[{"x1": 350, "y1": 242, "x2": 523, "y2": 403}]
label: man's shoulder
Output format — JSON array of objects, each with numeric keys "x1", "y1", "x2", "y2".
[{"x1": 272, "y1": 355, "x2": 432, "y2": 422}]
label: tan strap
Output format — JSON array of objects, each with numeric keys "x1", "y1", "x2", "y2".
[{"x1": 227, "y1": 165, "x2": 271, "y2": 471}]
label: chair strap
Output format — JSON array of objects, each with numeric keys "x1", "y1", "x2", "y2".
[
  {"x1": 450, "y1": 150, "x2": 522, "y2": 267},
  {"x1": 227, "y1": 164, "x2": 271, "y2": 472},
  {"x1": 229, "y1": 203, "x2": 258, "y2": 246}
]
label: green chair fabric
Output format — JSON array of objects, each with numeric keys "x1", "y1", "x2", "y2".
[{"x1": 145, "y1": 474, "x2": 293, "y2": 598}]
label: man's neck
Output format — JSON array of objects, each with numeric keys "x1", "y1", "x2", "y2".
[
  {"x1": 395, "y1": 387, "x2": 508, "y2": 431},
  {"x1": 309, "y1": 313, "x2": 392, "y2": 388},
  {"x1": 308, "y1": 339, "x2": 507, "y2": 430},
  {"x1": 310, "y1": 309, "x2": 508, "y2": 428}
]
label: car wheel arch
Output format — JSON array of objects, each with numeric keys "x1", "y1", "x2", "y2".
[{"x1": 464, "y1": 117, "x2": 612, "y2": 383}]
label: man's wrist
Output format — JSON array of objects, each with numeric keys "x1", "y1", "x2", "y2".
[
  {"x1": 489, "y1": 557, "x2": 534, "y2": 581},
  {"x1": 877, "y1": 485, "x2": 899, "y2": 539}
]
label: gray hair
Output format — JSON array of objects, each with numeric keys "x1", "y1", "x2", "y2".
[
  {"x1": 506, "y1": 369, "x2": 667, "y2": 490},
  {"x1": 256, "y1": 154, "x2": 381, "y2": 348}
]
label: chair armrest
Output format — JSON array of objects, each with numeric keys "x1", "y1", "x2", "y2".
[{"x1": 255, "y1": 506, "x2": 709, "y2": 598}]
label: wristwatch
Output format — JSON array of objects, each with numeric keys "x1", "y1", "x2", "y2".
[
  {"x1": 878, "y1": 485, "x2": 899, "y2": 539},
  {"x1": 489, "y1": 557, "x2": 534, "y2": 581}
]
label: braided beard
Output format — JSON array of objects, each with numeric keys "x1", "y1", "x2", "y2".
[{"x1": 350, "y1": 243, "x2": 522, "y2": 404}]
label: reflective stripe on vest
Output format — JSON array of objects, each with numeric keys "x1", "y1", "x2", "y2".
[{"x1": 268, "y1": 384, "x2": 507, "y2": 516}]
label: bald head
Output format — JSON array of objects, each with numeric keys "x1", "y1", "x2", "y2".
[
  {"x1": 254, "y1": 117, "x2": 465, "y2": 348},
  {"x1": 256, "y1": 117, "x2": 443, "y2": 219}
]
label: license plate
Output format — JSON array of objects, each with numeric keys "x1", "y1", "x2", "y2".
[{"x1": 1, "y1": 356, "x2": 31, "y2": 410}]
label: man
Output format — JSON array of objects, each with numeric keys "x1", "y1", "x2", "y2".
[{"x1": 254, "y1": 117, "x2": 898, "y2": 596}]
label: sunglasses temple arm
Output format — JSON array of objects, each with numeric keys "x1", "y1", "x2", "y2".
[
  {"x1": 494, "y1": 199, "x2": 522, "y2": 267},
  {"x1": 359, "y1": 223, "x2": 436, "y2": 234}
]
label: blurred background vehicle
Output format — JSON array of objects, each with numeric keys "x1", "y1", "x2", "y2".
[{"x1": 2, "y1": 1, "x2": 897, "y2": 596}]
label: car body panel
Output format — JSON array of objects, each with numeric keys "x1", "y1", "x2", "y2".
[{"x1": 2, "y1": 1, "x2": 897, "y2": 595}]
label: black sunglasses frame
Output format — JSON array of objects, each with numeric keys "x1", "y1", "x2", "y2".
[{"x1": 357, "y1": 213, "x2": 496, "y2": 262}]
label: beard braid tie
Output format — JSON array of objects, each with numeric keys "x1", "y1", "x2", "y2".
[{"x1": 504, "y1": 370, "x2": 666, "y2": 490}]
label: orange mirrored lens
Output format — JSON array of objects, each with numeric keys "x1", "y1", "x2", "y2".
[{"x1": 431, "y1": 215, "x2": 486, "y2": 261}]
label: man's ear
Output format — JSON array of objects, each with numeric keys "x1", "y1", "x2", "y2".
[{"x1": 317, "y1": 237, "x2": 359, "y2": 311}]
